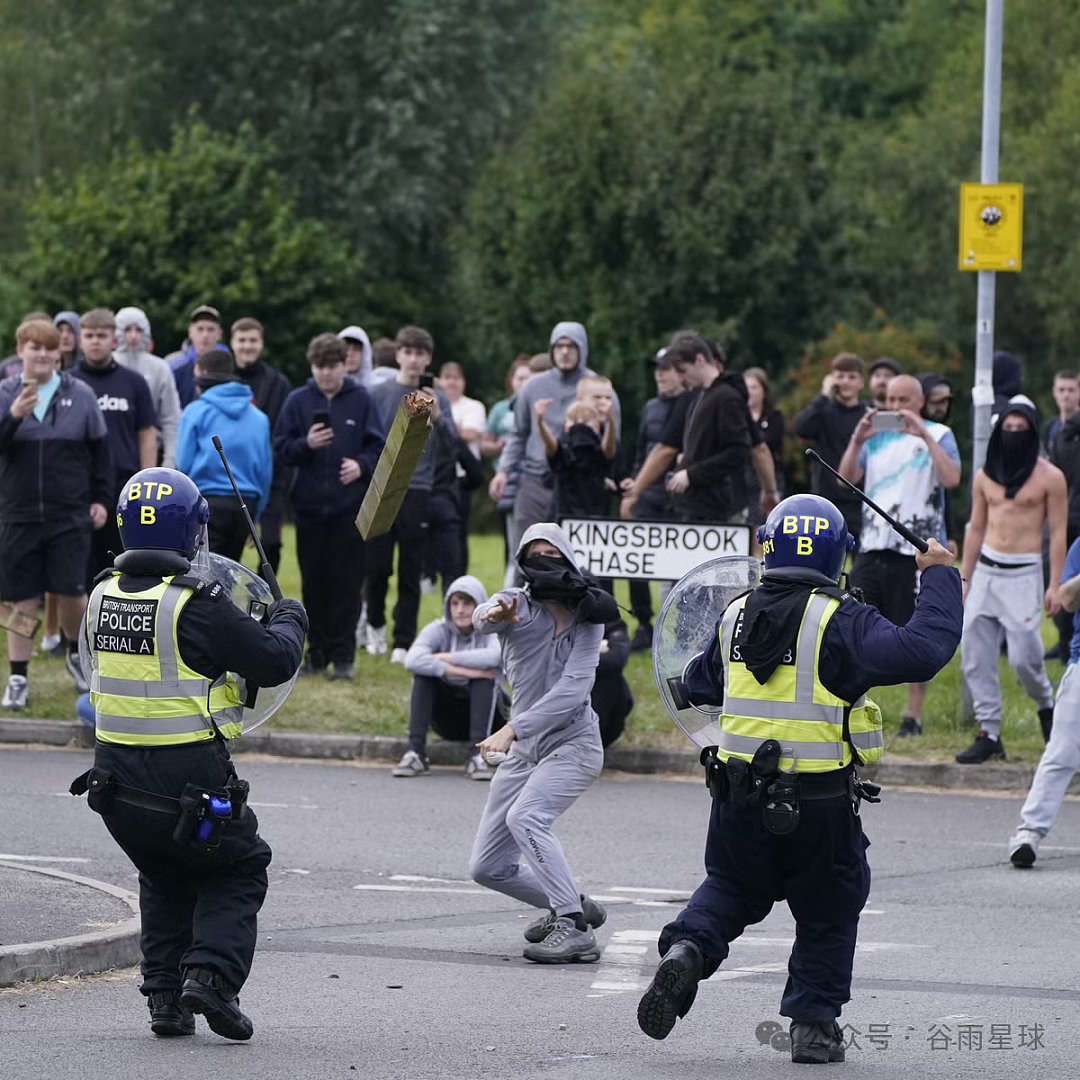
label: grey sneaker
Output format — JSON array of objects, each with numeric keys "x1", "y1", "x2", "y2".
[
  {"x1": 465, "y1": 754, "x2": 494, "y2": 781},
  {"x1": 1008, "y1": 828, "x2": 1041, "y2": 868},
  {"x1": 366, "y1": 624, "x2": 387, "y2": 656},
  {"x1": 524, "y1": 894, "x2": 607, "y2": 943},
  {"x1": 522, "y1": 916, "x2": 601, "y2": 964},
  {"x1": 391, "y1": 750, "x2": 430, "y2": 777},
  {"x1": 65, "y1": 649, "x2": 90, "y2": 693},
  {"x1": 1, "y1": 674, "x2": 28, "y2": 710}
]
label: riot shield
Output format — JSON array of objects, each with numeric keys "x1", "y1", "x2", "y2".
[
  {"x1": 82, "y1": 551, "x2": 297, "y2": 733},
  {"x1": 652, "y1": 555, "x2": 762, "y2": 749}
]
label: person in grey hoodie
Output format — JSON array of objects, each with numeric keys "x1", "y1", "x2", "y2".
[
  {"x1": 392, "y1": 575, "x2": 502, "y2": 781},
  {"x1": 114, "y1": 306, "x2": 182, "y2": 468},
  {"x1": 469, "y1": 522, "x2": 614, "y2": 964},
  {"x1": 488, "y1": 323, "x2": 621, "y2": 581}
]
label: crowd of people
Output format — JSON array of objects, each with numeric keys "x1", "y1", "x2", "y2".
[{"x1": 3, "y1": 306, "x2": 1080, "y2": 791}]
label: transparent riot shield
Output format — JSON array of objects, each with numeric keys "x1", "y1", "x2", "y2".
[
  {"x1": 652, "y1": 555, "x2": 762, "y2": 749},
  {"x1": 82, "y1": 550, "x2": 298, "y2": 733}
]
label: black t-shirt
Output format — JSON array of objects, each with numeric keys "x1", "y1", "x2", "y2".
[{"x1": 71, "y1": 362, "x2": 159, "y2": 484}]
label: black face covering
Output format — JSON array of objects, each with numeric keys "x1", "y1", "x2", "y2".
[
  {"x1": 984, "y1": 414, "x2": 1039, "y2": 498},
  {"x1": 564, "y1": 422, "x2": 600, "y2": 450},
  {"x1": 519, "y1": 554, "x2": 618, "y2": 624}
]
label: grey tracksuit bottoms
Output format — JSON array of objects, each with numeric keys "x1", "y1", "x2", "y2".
[
  {"x1": 469, "y1": 739, "x2": 603, "y2": 917},
  {"x1": 960, "y1": 549, "x2": 1054, "y2": 735},
  {"x1": 1020, "y1": 663, "x2": 1080, "y2": 836}
]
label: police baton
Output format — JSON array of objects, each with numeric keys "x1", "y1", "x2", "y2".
[
  {"x1": 211, "y1": 435, "x2": 284, "y2": 600},
  {"x1": 804, "y1": 448, "x2": 928, "y2": 554}
]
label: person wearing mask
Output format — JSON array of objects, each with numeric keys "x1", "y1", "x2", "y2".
[
  {"x1": 469, "y1": 523, "x2": 612, "y2": 963},
  {"x1": 636, "y1": 496, "x2": 961, "y2": 1065},
  {"x1": 957, "y1": 398, "x2": 1065, "y2": 762},
  {"x1": 114, "y1": 307, "x2": 181, "y2": 469}
]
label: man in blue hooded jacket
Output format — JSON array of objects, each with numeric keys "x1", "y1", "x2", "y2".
[{"x1": 175, "y1": 349, "x2": 272, "y2": 562}]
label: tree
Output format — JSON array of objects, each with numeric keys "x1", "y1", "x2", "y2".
[{"x1": 19, "y1": 119, "x2": 358, "y2": 380}]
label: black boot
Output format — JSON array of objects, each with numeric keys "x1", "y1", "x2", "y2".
[
  {"x1": 1039, "y1": 707, "x2": 1054, "y2": 744},
  {"x1": 955, "y1": 731, "x2": 1006, "y2": 764},
  {"x1": 790, "y1": 1020, "x2": 845, "y2": 1064},
  {"x1": 180, "y1": 967, "x2": 253, "y2": 1041},
  {"x1": 147, "y1": 990, "x2": 194, "y2": 1037},
  {"x1": 637, "y1": 939, "x2": 703, "y2": 1041}
]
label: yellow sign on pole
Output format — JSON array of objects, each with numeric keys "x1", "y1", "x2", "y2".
[{"x1": 958, "y1": 183, "x2": 1023, "y2": 271}]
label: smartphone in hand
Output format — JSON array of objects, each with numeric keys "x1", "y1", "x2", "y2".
[{"x1": 870, "y1": 411, "x2": 905, "y2": 431}]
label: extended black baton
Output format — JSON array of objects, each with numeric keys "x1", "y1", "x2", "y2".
[
  {"x1": 212, "y1": 435, "x2": 284, "y2": 599},
  {"x1": 804, "y1": 447, "x2": 928, "y2": 554}
]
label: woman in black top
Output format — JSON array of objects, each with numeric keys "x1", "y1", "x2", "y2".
[{"x1": 744, "y1": 366, "x2": 785, "y2": 524}]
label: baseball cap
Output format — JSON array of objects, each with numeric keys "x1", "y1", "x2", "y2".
[
  {"x1": 869, "y1": 357, "x2": 900, "y2": 376},
  {"x1": 649, "y1": 348, "x2": 674, "y2": 368},
  {"x1": 189, "y1": 305, "x2": 221, "y2": 325}
]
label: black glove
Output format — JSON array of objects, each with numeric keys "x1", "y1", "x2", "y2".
[{"x1": 267, "y1": 597, "x2": 309, "y2": 636}]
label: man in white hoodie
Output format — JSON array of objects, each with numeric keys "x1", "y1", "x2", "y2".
[
  {"x1": 393, "y1": 575, "x2": 502, "y2": 780},
  {"x1": 114, "y1": 307, "x2": 182, "y2": 468}
]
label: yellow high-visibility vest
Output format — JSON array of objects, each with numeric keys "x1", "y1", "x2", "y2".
[
  {"x1": 87, "y1": 574, "x2": 244, "y2": 747},
  {"x1": 712, "y1": 589, "x2": 883, "y2": 774}
]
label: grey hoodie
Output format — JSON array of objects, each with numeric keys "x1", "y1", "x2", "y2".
[
  {"x1": 498, "y1": 321, "x2": 621, "y2": 478},
  {"x1": 404, "y1": 575, "x2": 501, "y2": 686},
  {"x1": 473, "y1": 523, "x2": 603, "y2": 762},
  {"x1": 113, "y1": 306, "x2": 181, "y2": 468}
]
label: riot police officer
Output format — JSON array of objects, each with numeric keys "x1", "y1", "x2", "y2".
[
  {"x1": 637, "y1": 494, "x2": 961, "y2": 1065},
  {"x1": 71, "y1": 468, "x2": 307, "y2": 1041}
]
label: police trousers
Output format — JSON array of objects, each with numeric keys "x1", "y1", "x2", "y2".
[
  {"x1": 659, "y1": 790, "x2": 870, "y2": 1022},
  {"x1": 93, "y1": 740, "x2": 272, "y2": 997}
]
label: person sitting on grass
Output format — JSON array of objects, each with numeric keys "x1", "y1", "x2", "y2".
[{"x1": 392, "y1": 575, "x2": 503, "y2": 781}]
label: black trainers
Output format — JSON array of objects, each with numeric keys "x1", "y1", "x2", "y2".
[
  {"x1": 148, "y1": 990, "x2": 194, "y2": 1037},
  {"x1": 630, "y1": 623, "x2": 654, "y2": 652},
  {"x1": 180, "y1": 967, "x2": 253, "y2": 1041},
  {"x1": 790, "y1": 1020, "x2": 845, "y2": 1064},
  {"x1": 637, "y1": 939, "x2": 703, "y2": 1041},
  {"x1": 955, "y1": 731, "x2": 1006, "y2": 764},
  {"x1": 1039, "y1": 707, "x2": 1054, "y2": 744},
  {"x1": 897, "y1": 715, "x2": 922, "y2": 738}
]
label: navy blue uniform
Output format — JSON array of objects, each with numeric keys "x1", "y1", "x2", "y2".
[{"x1": 663, "y1": 565, "x2": 962, "y2": 1022}]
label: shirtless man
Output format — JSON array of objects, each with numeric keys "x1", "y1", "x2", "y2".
[{"x1": 957, "y1": 398, "x2": 1066, "y2": 763}]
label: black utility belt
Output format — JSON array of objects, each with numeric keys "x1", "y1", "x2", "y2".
[
  {"x1": 700, "y1": 742, "x2": 881, "y2": 836},
  {"x1": 70, "y1": 766, "x2": 249, "y2": 850},
  {"x1": 979, "y1": 553, "x2": 1038, "y2": 571}
]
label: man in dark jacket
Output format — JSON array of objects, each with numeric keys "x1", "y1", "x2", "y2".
[
  {"x1": 274, "y1": 333, "x2": 385, "y2": 679},
  {"x1": 0, "y1": 319, "x2": 112, "y2": 708},
  {"x1": 231, "y1": 317, "x2": 291, "y2": 574},
  {"x1": 792, "y1": 353, "x2": 871, "y2": 545}
]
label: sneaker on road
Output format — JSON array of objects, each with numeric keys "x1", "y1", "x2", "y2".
[
  {"x1": 392, "y1": 750, "x2": 430, "y2": 777},
  {"x1": 522, "y1": 917, "x2": 601, "y2": 964},
  {"x1": 390, "y1": 647, "x2": 408, "y2": 664},
  {"x1": 1008, "y1": 828, "x2": 1041, "y2": 868},
  {"x1": 897, "y1": 715, "x2": 922, "y2": 738},
  {"x1": 524, "y1": 894, "x2": 606, "y2": 943},
  {"x1": 2, "y1": 674, "x2": 28, "y2": 710},
  {"x1": 465, "y1": 754, "x2": 494, "y2": 781},
  {"x1": 64, "y1": 649, "x2": 90, "y2": 693},
  {"x1": 955, "y1": 731, "x2": 1006, "y2": 764},
  {"x1": 366, "y1": 625, "x2": 387, "y2": 657}
]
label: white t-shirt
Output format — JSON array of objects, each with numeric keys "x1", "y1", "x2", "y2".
[
  {"x1": 857, "y1": 422, "x2": 960, "y2": 555},
  {"x1": 451, "y1": 396, "x2": 487, "y2": 460}
]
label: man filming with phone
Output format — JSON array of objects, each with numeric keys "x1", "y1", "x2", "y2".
[{"x1": 838, "y1": 373, "x2": 961, "y2": 739}]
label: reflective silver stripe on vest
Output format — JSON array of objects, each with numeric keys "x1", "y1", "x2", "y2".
[
  {"x1": 721, "y1": 592, "x2": 844, "y2": 726},
  {"x1": 714, "y1": 729, "x2": 844, "y2": 761},
  {"x1": 95, "y1": 676, "x2": 208, "y2": 698},
  {"x1": 95, "y1": 713, "x2": 212, "y2": 736},
  {"x1": 850, "y1": 729, "x2": 884, "y2": 751}
]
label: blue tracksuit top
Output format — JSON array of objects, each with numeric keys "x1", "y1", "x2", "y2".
[
  {"x1": 686, "y1": 564, "x2": 963, "y2": 706},
  {"x1": 176, "y1": 382, "x2": 273, "y2": 518}
]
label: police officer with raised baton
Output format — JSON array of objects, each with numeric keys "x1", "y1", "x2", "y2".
[
  {"x1": 70, "y1": 467, "x2": 307, "y2": 1041},
  {"x1": 637, "y1": 493, "x2": 961, "y2": 1065}
]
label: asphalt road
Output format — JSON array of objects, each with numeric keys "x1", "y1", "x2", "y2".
[{"x1": 2, "y1": 747, "x2": 1078, "y2": 1079}]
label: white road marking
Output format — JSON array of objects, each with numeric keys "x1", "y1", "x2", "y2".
[
  {"x1": 390, "y1": 874, "x2": 473, "y2": 884},
  {"x1": 353, "y1": 883, "x2": 488, "y2": 895},
  {"x1": 248, "y1": 802, "x2": 320, "y2": 810},
  {"x1": 607, "y1": 886, "x2": 695, "y2": 895},
  {"x1": 0, "y1": 853, "x2": 90, "y2": 863}
]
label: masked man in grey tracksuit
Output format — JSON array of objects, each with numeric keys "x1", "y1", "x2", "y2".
[{"x1": 470, "y1": 523, "x2": 614, "y2": 963}]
